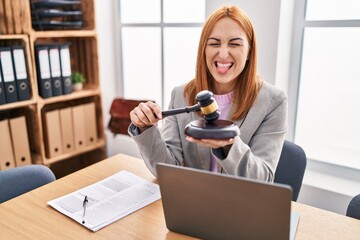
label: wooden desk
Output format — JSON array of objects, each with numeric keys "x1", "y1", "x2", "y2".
[{"x1": 0, "y1": 154, "x2": 359, "y2": 240}]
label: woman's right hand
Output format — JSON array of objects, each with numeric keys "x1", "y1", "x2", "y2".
[{"x1": 130, "y1": 101, "x2": 163, "y2": 130}]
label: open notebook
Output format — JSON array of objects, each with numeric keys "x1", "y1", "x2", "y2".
[{"x1": 157, "y1": 163, "x2": 299, "y2": 240}]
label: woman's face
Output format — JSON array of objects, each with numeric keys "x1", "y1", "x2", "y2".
[{"x1": 205, "y1": 17, "x2": 250, "y2": 94}]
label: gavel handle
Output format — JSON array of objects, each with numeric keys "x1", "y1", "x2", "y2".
[{"x1": 161, "y1": 104, "x2": 200, "y2": 118}]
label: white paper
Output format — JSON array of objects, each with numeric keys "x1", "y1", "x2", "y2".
[{"x1": 48, "y1": 170, "x2": 161, "y2": 231}]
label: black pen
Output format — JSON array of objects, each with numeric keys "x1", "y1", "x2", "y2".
[{"x1": 82, "y1": 195, "x2": 88, "y2": 224}]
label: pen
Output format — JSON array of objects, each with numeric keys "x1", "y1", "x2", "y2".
[{"x1": 82, "y1": 195, "x2": 88, "y2": 224}]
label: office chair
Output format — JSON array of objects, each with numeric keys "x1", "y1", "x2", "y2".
[
  {"x1": 274, "y1": 140, "x2": 307, "y2": 201},
  {"x1": 0, "y1": 165, "x2": 56, "y2": 203},
  {"x1": 346, "y1": 194, "x2": 360, "y2": 220}
]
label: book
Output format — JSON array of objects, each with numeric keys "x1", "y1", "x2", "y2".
[{"x1": 48, "y1": 170, "x2": 161, "y2": 231}]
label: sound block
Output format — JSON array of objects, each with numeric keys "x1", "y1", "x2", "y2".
[{"x1": 184, "y1": 119, "x2": 240, "y2": 139}]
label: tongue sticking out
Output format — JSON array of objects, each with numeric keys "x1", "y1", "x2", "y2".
[
  {"x1": 216, "y1": 62, "x2": 232, "y2": 74},
  {"x1": 217, "y1": 66, "x2": 230, "y2": 74}
]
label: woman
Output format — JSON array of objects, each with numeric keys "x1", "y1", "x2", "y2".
[{"x1": 128, "y1": 6, "x2": 287, "y2": 182}]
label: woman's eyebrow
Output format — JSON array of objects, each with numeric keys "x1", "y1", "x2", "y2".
[
  {"x1": 207, "y1": 37, "x2": 245, "y2": 41},
  {"x1": 229, "y1": 37, "x2": 245, "y2": 42}
]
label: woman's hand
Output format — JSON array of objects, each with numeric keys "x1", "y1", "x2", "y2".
[
  {"x1": 130, "y1": 101, "x2": 162, "y2": 130},
  {"x1": 185, "y1": 136, "x2": 236, "y2": 149}
]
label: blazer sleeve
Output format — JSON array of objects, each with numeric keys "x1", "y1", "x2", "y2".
[{"x1": 128, "y1": 88, "x2": 184, "y2": 177}]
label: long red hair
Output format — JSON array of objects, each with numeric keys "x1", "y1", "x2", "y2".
[{"x1": 184, "y1": 6, "x2": 261, "y2": 120}]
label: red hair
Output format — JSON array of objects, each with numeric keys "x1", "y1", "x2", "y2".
[{"x1": 184, "y1": 6, "x2": 261, "y2": 120}]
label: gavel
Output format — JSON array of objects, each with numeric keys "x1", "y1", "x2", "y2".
[
  {"x1": 161, "y1": 90, "x2": 240, "y2": 139},
  {"x1": 161, "y1": 90, "x2": 220, "y2": 122}
]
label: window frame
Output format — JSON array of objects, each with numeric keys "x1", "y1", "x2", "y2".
[
  {"x1": 115, "y1": 0, "x2": 204, "y2": 108},
  {"x1": 288, "y1": 0, "x2": 360, "y2": 179}
]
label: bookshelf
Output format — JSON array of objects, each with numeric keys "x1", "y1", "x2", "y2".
[{"x1": 0, "y1": 0, "x2": 106, "y2": 175}]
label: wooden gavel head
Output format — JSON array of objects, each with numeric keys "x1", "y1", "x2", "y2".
[{"x1": 195, "y1": 90, "x2": 220, "y2": 122}]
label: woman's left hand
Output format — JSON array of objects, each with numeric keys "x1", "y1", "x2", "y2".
[{"x1": 185, "y1": 136, "x2": 236, "y2": 148}]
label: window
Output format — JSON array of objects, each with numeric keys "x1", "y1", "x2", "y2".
[
  {"x1": 117, "y1": 0, "x2": 205, "y2": 108},
  {"x1": 293, "y1": 0, "x2": 360, "y2": 170}
]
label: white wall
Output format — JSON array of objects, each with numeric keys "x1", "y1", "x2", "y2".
[
  {"x1": 95, "y1": 1, "x2": 124, "y2": 157},
  {"x1": 95, "y1": 0, "x2": 354, "y2": 216}
]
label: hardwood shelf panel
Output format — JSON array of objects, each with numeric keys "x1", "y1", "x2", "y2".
[
  {"x1": 43, "y1": 139, "x2": 106, "y2": 166},
  {"x1": 0, "y1": 0, "x2": 95, "y2": 34},
  {"x1": 30, "y1": 36, "x2": 100, "y2": 92},
  {"x1": 0, "y1": 34, "x2": 28, "y2": 40},
  {"x1": 38, "y1": 87, "x2": 101, "y2": 106},
  {"x1": 0, "y1": 0, "x2": 31, "y2": 34},
  {"x1": 0, "y1": 99, "x2": 37, "y2": 111},
  {"x1": 30, "y1": 30, "x2": 97, "y2": 39},
  {"x1": 1, "y1": 0, "x2": 104, "y2": 177}
]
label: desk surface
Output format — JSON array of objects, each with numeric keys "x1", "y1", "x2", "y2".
[{"x1": 0, "y1": 153, "x2": 359, "y2": 240}]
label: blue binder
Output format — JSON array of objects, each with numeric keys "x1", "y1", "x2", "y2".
[
  {"x1": 11, "y1": 45, "x2": 31, "y2": 101},
  {"x1": 48, "y1": 45, "x2": 63, "y2": 96},
  {"x1": 0, "y1": 62, "x2": 6, "y2": 105},
  {"x1": 59, "y1": 43, "x2": 72, "y2": 95},
  {"x1": 0, "y1": 47, "x2": 18, "y2": 103},
  {"x1": 35, "y1": 45, "x2": 53, "y2": 98}
]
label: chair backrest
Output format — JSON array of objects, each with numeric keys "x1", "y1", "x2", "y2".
[
  {"x1": 0, "y1": 165, "x2": 56, "y2": 203},
  {"x1": 274, "y1": 140, "x2": 307, "y2": 201},
  {"x1": 346, "y1": 194, "x2": 360, "y2": 220}
]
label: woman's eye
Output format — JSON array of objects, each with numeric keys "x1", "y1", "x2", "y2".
[
  {"x1": 209, "y1": 43, "x2": 220, "y2": 46},
  {"x1": 229, "y1": 43, "x2": 241, "y2": 46}
]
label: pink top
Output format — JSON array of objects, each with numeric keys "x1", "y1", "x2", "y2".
[{"x1": 209, "y1": 91, "x2": 234, "y2": 172}]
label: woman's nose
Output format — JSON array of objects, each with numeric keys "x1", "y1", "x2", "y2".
[{"x1": 219, "y1": 46, "x2": 229, "y2": 59}]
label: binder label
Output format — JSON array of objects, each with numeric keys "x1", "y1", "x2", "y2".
[
  {"x1": 13, "y1": 49, "x2": 28, "y2": 80},
  {"x1": 1, "y1": 51, "x2": 15, "y2": 82},
  {"x1": 39, "y1": 49, "x2": 51, "y2": 79},
  {"x1": 49, "y1": 48, "x2": 61, "y2": 77},
  {"x1": 60, "y1": 48, "x2": 71, "y2": 76}
]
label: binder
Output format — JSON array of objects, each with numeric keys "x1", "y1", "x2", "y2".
[
  {"x1": 84, "y1": 102, "x2": 98, "y2": 146},
  {"x1": 35, "y1": 45, "x2": 53, "y2": 98},
  {"x1": 11, "y1": 46, "x2": 31, "y2": 101},
  {"x1": 0, "y1": 119, "x2": 16, "y2": 170},
  {"x1": 59, "y1": 107, "x2": 74, "y2": 153},
  {"x1": 9, "y1": 116, "x2": 32, "y2": 167},
  {"x1": 59, "y1": 43, "x2": 72, "y2": 95},
  {"x1": 0, "y1": 64, "x2": 6, "y2": 105},
  {"x1": 48, "y1": 45, "x2": 63, "y2": 96},
  {"x1": 71, "y1": 104, "x2": 86, "y2": 150},
  {"x1": 45, "y1": 110, "x2": 63, "y2": 157},
  {"x1": 0, "y1": 47, "x2": 18, "y2": 103}
]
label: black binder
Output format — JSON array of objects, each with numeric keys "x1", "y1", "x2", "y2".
[
  {"x1": 59, "y1": 43, "x2": 72, "y2": 95},
  {"x1": 11, "y1": 46, "x2": 31, "y2": 101},
  {"x1": 0, "y1": 63, "x2": 6, "y2": 105},
  {"x1": 35, "y1": 45, "x2": 53, "y2": 98},
  {"x1": 48, "y1": 45, "x2": 63, "y2": 96},
  {"x1": 0, "y1": 47, "x2": 18, "y2": 103}
]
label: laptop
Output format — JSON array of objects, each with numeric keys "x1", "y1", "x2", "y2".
[{"x1": 156, "y1": 163, "x2": 299, "y2": 240}]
